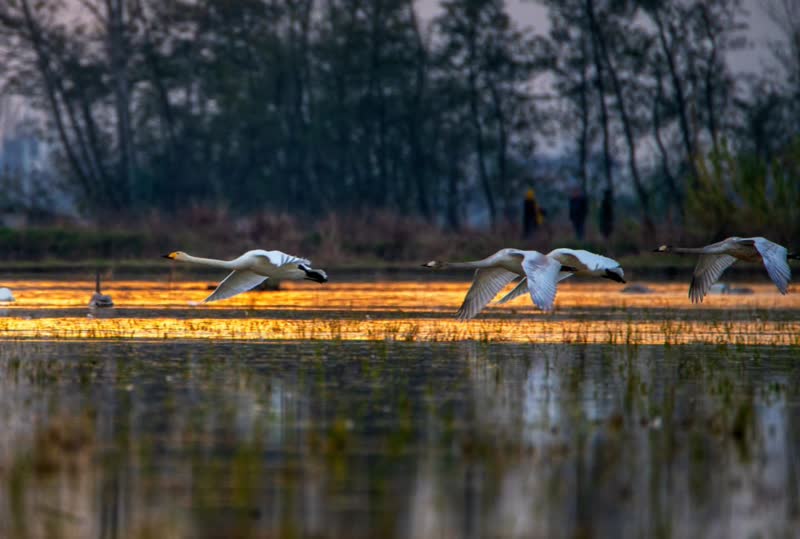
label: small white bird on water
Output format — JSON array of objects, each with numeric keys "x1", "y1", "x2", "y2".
[
  {"x1": 163, "y1": 249, "x2": 328, "y2": 303},
  {"x1": 0, "y1": 287, "x2": 14, "y2": 302},
  {"x1": 422, "y1": 247, "x2": 625, "y2": 320},
  {"x1": 654, "y1": 237, "x2": 799, "y2": 303}
]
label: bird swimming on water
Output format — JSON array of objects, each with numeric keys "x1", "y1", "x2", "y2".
[
  {"x1": 163, "y1": 249, "x2": 328, "y2": 303},
  {"x1": 0, "y1": 287, "x2": 15, "y2": 302},
  {"x1": 89, "y1": 271, "x2": 114, "y2": 308}
]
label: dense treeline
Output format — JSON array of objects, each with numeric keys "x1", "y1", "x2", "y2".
[{"x1": 0, "y1": 0, "x2": 798, "y2": 239}]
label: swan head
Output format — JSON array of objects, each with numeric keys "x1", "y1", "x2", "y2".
[
  {"x1": 163, "y1": 251, "x2": 186, "y2": 260},
  {"x1": 298, "y1": 263, "x2": 328, "y2": 283},
  {"x1": 602, "y1": 267, "x2": 626, "y2": 283},
  {"x1": 422, "y1": 260, "x2": 447, "y2": 270},
  {"x1": 653, "y1": 245, "x2": 672, "y2": 253}
]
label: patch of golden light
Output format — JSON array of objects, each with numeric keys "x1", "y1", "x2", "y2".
[
  {"x1": 0, "y1": 280, "x2": 798, "y2": 344},
  {"x1": 0, "y1": 317, "x2": 797, "y2": 345},
  {"x1": 0, "y1": 280, "x2": 797, "y2": 311}
]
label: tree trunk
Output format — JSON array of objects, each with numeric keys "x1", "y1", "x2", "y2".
[
  {"x1": 587, "y1": 5, "x2": 614, "y2": 236},
  {"x1": 105, "y1": 0, "x2": 135, "y2": 207},
  {"x1": 407, "y1": 0, "x2": 431, "y2": 220},
  {"x1": 698, "y1": 5, "x2": 720, "y2": 155},
  {"x1": 488, "y1": 80, "x2": 510, "y2": 221},
  {"x1": 19, "y1": 0, "x2": 96, "y2": 202},
  {"x1": 652, "y1": 7, "x2": 698, "y2": 185},
  {"x1": 653, "y1": 74, "x2": 683, "y2": 212},
  {"x1": 586, "y1": 0, "x2": 654, "y2": 234},
  {"x1": 578, "y1": 35, "x2": 590, "y2": 193},
  {"x1": 467, "y1": 29, "x2": 496, "y2": 227}
]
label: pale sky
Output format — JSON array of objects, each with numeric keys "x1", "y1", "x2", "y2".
[{"x1": 418, "y1": 0, "x2": 782, "y2": 75}]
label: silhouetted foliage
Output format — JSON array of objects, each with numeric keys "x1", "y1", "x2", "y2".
[{"x1": 0, "y1": 0, "x2": 797, "y2": 242}]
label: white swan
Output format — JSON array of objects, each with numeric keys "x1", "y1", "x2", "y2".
[
  {"x1": 495, "y1": 248, "x2": 625, "y2": 305},
  {"x1": 654, "y1": 237, "x2": 799, "y2": 303},
  {"x1": 163, "y1": 249, "x2": 328, "y2": 303},
  {"x1": 423, "y1": 248, "x2": 577, "y2": 319},
  {"x1": 0, "y1": 287, "x2": 14, "y2": 302}
]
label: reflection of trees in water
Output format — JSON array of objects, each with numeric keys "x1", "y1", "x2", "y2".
[
  {"x1": 1, "y1": 342, "x2": 800, "y2": 538},
  {"x1": 456, "y1": 345, "x2": 800, "y2": 538}
]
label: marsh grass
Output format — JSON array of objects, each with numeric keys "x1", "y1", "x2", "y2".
[{"x1": 0, "y1": 313, "x2": 798, "y2": 345}]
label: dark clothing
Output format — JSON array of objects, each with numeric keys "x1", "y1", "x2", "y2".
[
  {"x1": 569, "y1": 193, "x2": 588, "y2": 239},
  {"x1": 523, "y1": 197, "x2": 537, "y2": 238}
]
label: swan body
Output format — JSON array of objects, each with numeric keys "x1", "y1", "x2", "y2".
[
  {"x1": 89, "y1": 271, "x2": 114, "y2": 308},
  {"x1": 654, "y1": 237, "x2": 797, "y2": 303},
  {"x1": 423, "y1": 248, "x2": 593, "y2": 319},
  {"x1": 495, "y1": 248, "x2": 625, "y2": 306},
  {"x1": 0, "y1": 287, "x2": 14, "y2": 302},
  {"x1": 164, "y1": 249, "x2": 328, "y2": 303}
]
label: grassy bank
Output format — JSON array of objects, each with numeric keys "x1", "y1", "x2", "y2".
[{"x1": 0, "y1": 211, "x2": 789, "y2": 282}]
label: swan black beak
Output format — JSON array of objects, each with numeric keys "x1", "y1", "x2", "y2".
[
  {"x1": 162, "y1": 254, "x2": 172, "y2": 259},
  {"x1": 303, "y1": 270, "x2": 328, "y2": 283},
  {"x1": 789, "y1": 252, "x2": 800, "y2": 260}
]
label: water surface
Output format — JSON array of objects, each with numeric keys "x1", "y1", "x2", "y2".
[
  {"x1": 0, "y1": 280, "x2": 798, "y2": 344},
  {"x1": 0, "y1": 280, "x2": 799, "y2": 538},
  {"x1": 1, "y1": 341, "x2": 799, "y2": 538}
]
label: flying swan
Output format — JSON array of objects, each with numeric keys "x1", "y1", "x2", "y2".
[
  {"x1": 163, "y1": 249, "x2": 328, "y2": 303},
  {"x1": 494, "y1": 248, "x2": 625, "y2": 306},
  {"x1": 423, "y1": 248, "x2": 625, "y2": 320},
  {"x1": 654, "y1": 237, "x2": 799, "y2": 303}
]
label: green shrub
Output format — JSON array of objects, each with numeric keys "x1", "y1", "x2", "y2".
[{"x1": 686, "y1": 138, "x2": 800, "y2": 244}]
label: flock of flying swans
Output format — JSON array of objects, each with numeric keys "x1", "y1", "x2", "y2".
[
  {"x1": 422, "y1": 248, "x2": 625, "y2": 319},
  {"x1": 155, "y1": 236, "x2": 797, "y2": 320},
  {"x1": 1, "y1": 237, "x2": 795, "y2": 318}
]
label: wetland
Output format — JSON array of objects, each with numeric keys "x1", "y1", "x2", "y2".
[{"x1": 0, "y1": 279, "x2": 798, "y2": 538}]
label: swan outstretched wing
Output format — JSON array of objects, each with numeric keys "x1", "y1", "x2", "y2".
[
  {"x1": 522, "y1": 252, "x2": 562, "y2": 311},
  {"x1": 689, "y1": 255, "x2": 737, "y2": 303},
  {"x1": 203, "y1": 270, "x2": 268, "y2": 303},
  {"x1": 496, "y1": 271, "x2": 573, "y2": 306},
  {"x1": 456, "y1": 267, "x2": 519, "y2": 320},
  {"x1": 753, "y1": 238, "x2": 791, "y2": 294},
  {"x1": 496, "y1": 278, "x2": 528, "y2": 305}
]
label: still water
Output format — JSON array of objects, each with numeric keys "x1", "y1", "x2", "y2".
[
  {"x1": 1, "y1": 341, "x2": 799, "y2": 538},
  {"x1": 0, "y1": 280, "x2": 799, "y2": 538}
]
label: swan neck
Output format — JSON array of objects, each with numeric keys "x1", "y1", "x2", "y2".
[
  {"x1": 672, "y1": 247, "x2": 710, "y2": 254},
  {"x1": 448, "y1": 260, "x2": 491, "y2": 269},
  {"x1": 178, "y1": 253, "x2": 236, "y2": 269}
]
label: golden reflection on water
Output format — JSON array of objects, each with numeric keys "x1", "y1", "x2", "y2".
[{"x1": 0, "y1": 280, "x2": 798, "y2": 344}]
